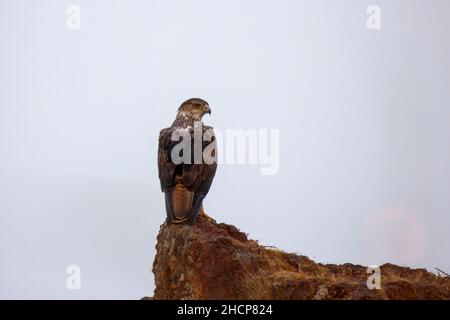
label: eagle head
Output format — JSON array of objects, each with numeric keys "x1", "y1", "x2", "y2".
[{"x1": 177, "y1": 98, "x2": 211, "y2": 121}]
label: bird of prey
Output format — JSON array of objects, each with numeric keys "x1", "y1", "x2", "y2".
[{"x1": 157, "y1": 98, "x2": 217, "y2": 225}]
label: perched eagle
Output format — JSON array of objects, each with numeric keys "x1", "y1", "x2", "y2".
[{"x1": 157, "y1": 98, "x2": 217, "y2": 225}]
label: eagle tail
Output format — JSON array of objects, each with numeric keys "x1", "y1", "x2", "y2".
[
  {"x1": 164, "y1": 186, "x2": 204, "y2": 225},
  {"x1": 164, "y1": 191, "x2": 188, "y2": 224}
]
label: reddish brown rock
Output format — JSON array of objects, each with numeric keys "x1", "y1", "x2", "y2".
[{"x1": 151, "y1": 214, "x2": 450, "y2": 300}]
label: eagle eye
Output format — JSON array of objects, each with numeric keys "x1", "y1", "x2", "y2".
[{"x1": 193, "y1": 104, "x2": 200, "y2": 109}]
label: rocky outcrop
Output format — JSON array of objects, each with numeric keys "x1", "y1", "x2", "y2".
[{"x1": 151, "y1": 214, "x2": 450, "y2": 300}]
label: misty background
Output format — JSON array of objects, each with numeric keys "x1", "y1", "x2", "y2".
[{"x1": 1, "y1": 0, "x2": 449, "y2": 299}]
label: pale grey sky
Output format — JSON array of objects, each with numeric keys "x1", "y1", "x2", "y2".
[{"x1": 1, "y1": 0, "x2": 449, "y2": 299}]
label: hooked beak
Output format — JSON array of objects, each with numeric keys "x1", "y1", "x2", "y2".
[{"x1": 205, "y1": 105, "x2": 211, "y2": 115}]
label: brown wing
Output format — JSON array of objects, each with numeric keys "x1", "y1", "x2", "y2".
[
  {"x1": 157, "y1": 127, "x2": 177, "y2": 192},
  {"x1": 181, "y1": 125, "x2": 217, "y2": 196},
  {"x1": 158, "y1": 125, "x2": 217, "y2": 195}
]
